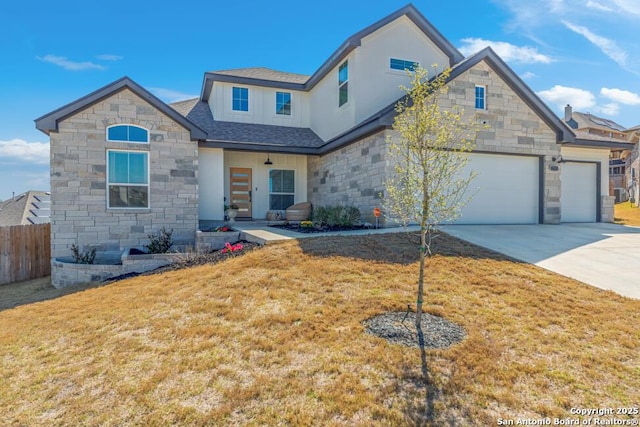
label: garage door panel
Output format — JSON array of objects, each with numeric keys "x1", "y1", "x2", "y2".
[
  {"x1": 561, "y1": 162, "x2": 597, "y2": 223},
  {"x1": 454, "y1": 153, "x2": 539, "y2": 224}
]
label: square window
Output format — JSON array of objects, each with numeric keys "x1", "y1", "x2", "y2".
[
  {"x1": 276, "y1": 92, "x2": 291, "y2": 115},
  {"x1": 475, "y1": 86, "x2": 486, "y2": 110},
  {"x1": 232, "y1": 87, "x2": 249, "y2": 111}
]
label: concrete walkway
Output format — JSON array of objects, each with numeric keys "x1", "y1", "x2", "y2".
[
  {"x1": 232, "y1": 221, "x2": 421, "y2": 244},
  {"x1": 443, "y1": 223, "x2": 640, "y2": 299}
]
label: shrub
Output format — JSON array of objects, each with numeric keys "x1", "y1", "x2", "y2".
[
  {"x1": 312, "y1": 205, "x2": 361, "y2": 227},
  {"x1": 145, "y1": 227, "x2": 174, "y2": 254},
  {"x1": 70, "y1": 244, "x2": 96, "y2": 264}
]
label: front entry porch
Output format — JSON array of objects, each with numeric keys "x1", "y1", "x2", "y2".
[{"x1": 198, "y1": 148, "x2": 308, "y2": 221}]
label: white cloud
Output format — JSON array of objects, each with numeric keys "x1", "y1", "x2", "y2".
[
  {"x1": 149, "y1": 87, "x2": 198, "y2": 103},
  {"x1": 458, "y1": 38, "x2": 554, "y2": 63},
  {"x1": 96, "y1": 54, "x2": 123, "y2": 61},
  {"x1": 521, "y1": 71, "x2": 537, "y2": 80},
  {"x1": 37, "y1": 54, "x2": 105, "y2": 71},
  {"x1": 537, "y1": 85, "x2": 596, "y2": 110},
  {"x1": 613, "y1": 0, "x2": 640, "y2": 15},
  {"x1": 0, "y1": 139, "x2": 50, "y2": 164},
  {"x1": 561, "y1": 21, "x2": 628, "y2": 66},
  {"x1": 596, "y1": 102, "x2": 620, "y2": 116},
  {"x1": 600, "y1": 87, "x2": 640, "y2": 105},
  {"x1": 586, "y1": 1, "x2": 614, "y2": 12}
]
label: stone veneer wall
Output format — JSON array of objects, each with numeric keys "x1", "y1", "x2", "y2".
[
  {"x1": 601, "y1": 196, "x2": 615, "y2": 222},
  {"x1": 307, "y1": 131, "x2": 391, "y2": 224},
  {"x1": 440, "y1": 61, "x2": 562, "y2": 224},
  {"x1": 50, "y1": 88, "x2": 198, "y2": 259},
  {"x1": 310, "y1": 59, "x2": 565, "y2": 225}
]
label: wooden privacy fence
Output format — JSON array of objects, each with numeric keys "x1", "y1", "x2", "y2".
[{"x1": 0, "y1": 224, "x2": 51, "y2": 285}]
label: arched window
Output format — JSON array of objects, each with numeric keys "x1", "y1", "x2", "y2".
[{"x1": 107, "y1": 124, "x2": 149, "y2": 143}]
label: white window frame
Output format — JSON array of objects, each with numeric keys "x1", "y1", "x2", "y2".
[
  {"x1": 232, "y1": 86, "x2": 250, "y2": 112},
  {"x1": 475, "y1": 85, "x2": 487, "y2": 110},
  {"x1": 268, "y1": 169, "x2": 295, "y2": 210},
  {"x1": 106, "y1": 149, "x2": 150, "y2": 209},
  {"x1": 338, "y1": 60, "x2": 349, "y2": 108},
  {"x1": 389, "y1": 57, "x2": 419, "y2": 73},
  {"x1": 276, "y1": 91, "x2": 292, "y2": 116},
  {"x1": 106, "y1": 124, "x2": 150, "y2": 143}
]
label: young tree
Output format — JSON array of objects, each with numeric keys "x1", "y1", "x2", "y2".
[{"x1": 385, "y1": 65, "x2": 478, "y2": 366}]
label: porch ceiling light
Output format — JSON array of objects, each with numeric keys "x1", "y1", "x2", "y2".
[{"x1": 264, "y1": 154, "x2": 273, "y2": 165}]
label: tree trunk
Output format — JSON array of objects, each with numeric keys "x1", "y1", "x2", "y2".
[{"x1": 416, "y1": 227, "x2": 428, "y2": 378}]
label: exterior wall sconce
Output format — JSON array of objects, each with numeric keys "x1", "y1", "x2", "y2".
[{"x1": 264, "y1": 154, "x2": 273, "y2": 165}]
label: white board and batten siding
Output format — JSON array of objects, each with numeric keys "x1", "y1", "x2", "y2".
[{"x1": 454, "y1": 153, "x2": 540, "y2": 225}]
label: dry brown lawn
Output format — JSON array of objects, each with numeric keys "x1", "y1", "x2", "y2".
[
  {"x1": 615, "y1": 202, "x2": 640, "y2": 226},
  {"x1": 1, "y1": 233, "x2": 639, "y2": 426}
]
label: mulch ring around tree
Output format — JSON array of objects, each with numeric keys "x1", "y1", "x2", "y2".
[{"x1": 363, "y1": 311, "x2": 466, "y2": 349}]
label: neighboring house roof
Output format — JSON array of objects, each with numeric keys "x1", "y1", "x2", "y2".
[
  {"x1": 572, "y1": 111, "x2": 626, "y2": 132},
  {"x1": 35, "y1": 77, "x2": 207, "y2": 140},
  {"x1": 201, "y1": 3, "x2": 465, "y2": 101},
  {"x1": 171, "y1": 98, "x2": 324, "y2": 153},
  {"x1": 0, "y1": 191, "x2": 50, "y2": 226}
]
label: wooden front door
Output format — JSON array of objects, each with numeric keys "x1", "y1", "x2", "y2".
[{"x1": 230, "y1": 167, "x2": 252, "y2": 218}]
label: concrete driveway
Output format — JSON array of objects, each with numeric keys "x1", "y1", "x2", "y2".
[{"x1": 443, "y1": 223, "x2": 640, "y2": 299}]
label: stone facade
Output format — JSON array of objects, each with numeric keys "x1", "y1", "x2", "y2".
[
  {"x1": 50, "y1": 89, "x2": 199, "y2": 259},
  {"x1": 307, "y1": 131, "x2": 391, "y2": 224},
  {"x1": 444, "y1": 61, "x2": 562, "y2": 224},
  {"x1": 601, "y1": 196, "x2": 615, "y2": 222},
  {"x1": 309, "y1": 59, "x2": 565, "y2": 225}
]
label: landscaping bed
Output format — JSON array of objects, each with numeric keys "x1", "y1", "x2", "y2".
[{"x1": 269, "y1": 223, "x2": 372, "y2": 234}]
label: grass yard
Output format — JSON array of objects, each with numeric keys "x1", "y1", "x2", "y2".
[
  {"x1": 1, "y1": 233, "x2": 639, "y2": 426},
  {"x1": 615, "y1": 201, "x2": 640, "y2": 226}
]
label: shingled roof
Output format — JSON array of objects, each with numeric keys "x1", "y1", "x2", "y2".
[
  {"x1": 210, "y1": 68, "x2": 309, "y2": 84},
  {"x1": 170, "y1": 98, "x2": 324, "y2": 153},
  {"x1": 0, "y1": 191, "x2": 50, "y2": 226},
  {"x1": 201, "y1": 4, "x2": 465, "y2": 101}
]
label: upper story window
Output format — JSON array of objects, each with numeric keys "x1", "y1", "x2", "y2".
[
  {"x1": 232, "y1": 87, "x2": 249, "y2": 111},
  {"x1": 107, "y1": 150, "x2": 149, "y2": 209},
  {"x1": 338, "y1": 60, "x2": 348, "y2": 107},
  {"x1": 390, "y1": 58, "x2": 418, "y2": 72},
  {"x1": 276, "y1": 92, "x2": 291, "y2": 115},
  {"x1": 475, "y1": 85, "x2": 486, "y2": 110},
  {"x1": 107, "y1": 124, "x2": 149, "y2": 143}
]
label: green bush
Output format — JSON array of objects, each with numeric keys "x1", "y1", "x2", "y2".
[
  {"x1": 312, "y1": 205, "x2": 361, "y2": 227},
  {"x1": 70, "y1": 244, "x2": 96, "y2": 264},
  {"x1": 145, "y1": 227, "x2": 174, "y2": 254}
]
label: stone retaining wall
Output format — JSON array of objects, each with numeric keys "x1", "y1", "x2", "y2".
[{"x1": 51, "y1": 231, "x2": 246, "y2": 288}]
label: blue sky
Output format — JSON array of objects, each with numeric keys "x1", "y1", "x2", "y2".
[{"x1": 1, "y1": 0, "x2": 639, "y2": 201}]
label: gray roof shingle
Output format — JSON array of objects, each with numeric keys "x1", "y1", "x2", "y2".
[
  {"x1": 0, "y1": 191, "x2": 50, "y2": 226},
  {"x1": 209, "y1": 67, "x2": 310, "y2": 84},
  {"x1": 170, "y1": 98, "x2": 324, "y2": 150}
]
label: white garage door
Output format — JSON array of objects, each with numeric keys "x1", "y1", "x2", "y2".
[
  {"x1": 455, "y1": 153, "x2": 540, "y2": 224},
  {"x1": 561, "y1": 162, "x2": 597, "y2": 222}
]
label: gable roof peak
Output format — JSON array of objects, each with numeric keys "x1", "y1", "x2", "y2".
[{"x1": 35, "y1": 76, "x2": 206, "y2": 140}]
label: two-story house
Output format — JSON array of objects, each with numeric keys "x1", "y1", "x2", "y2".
[
  {"x1": 36, "y1": 4, "x2": 617, "y2": 263},
  {"x1": 563, "y1": 105, "x2": 636, "y2": 202}
]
